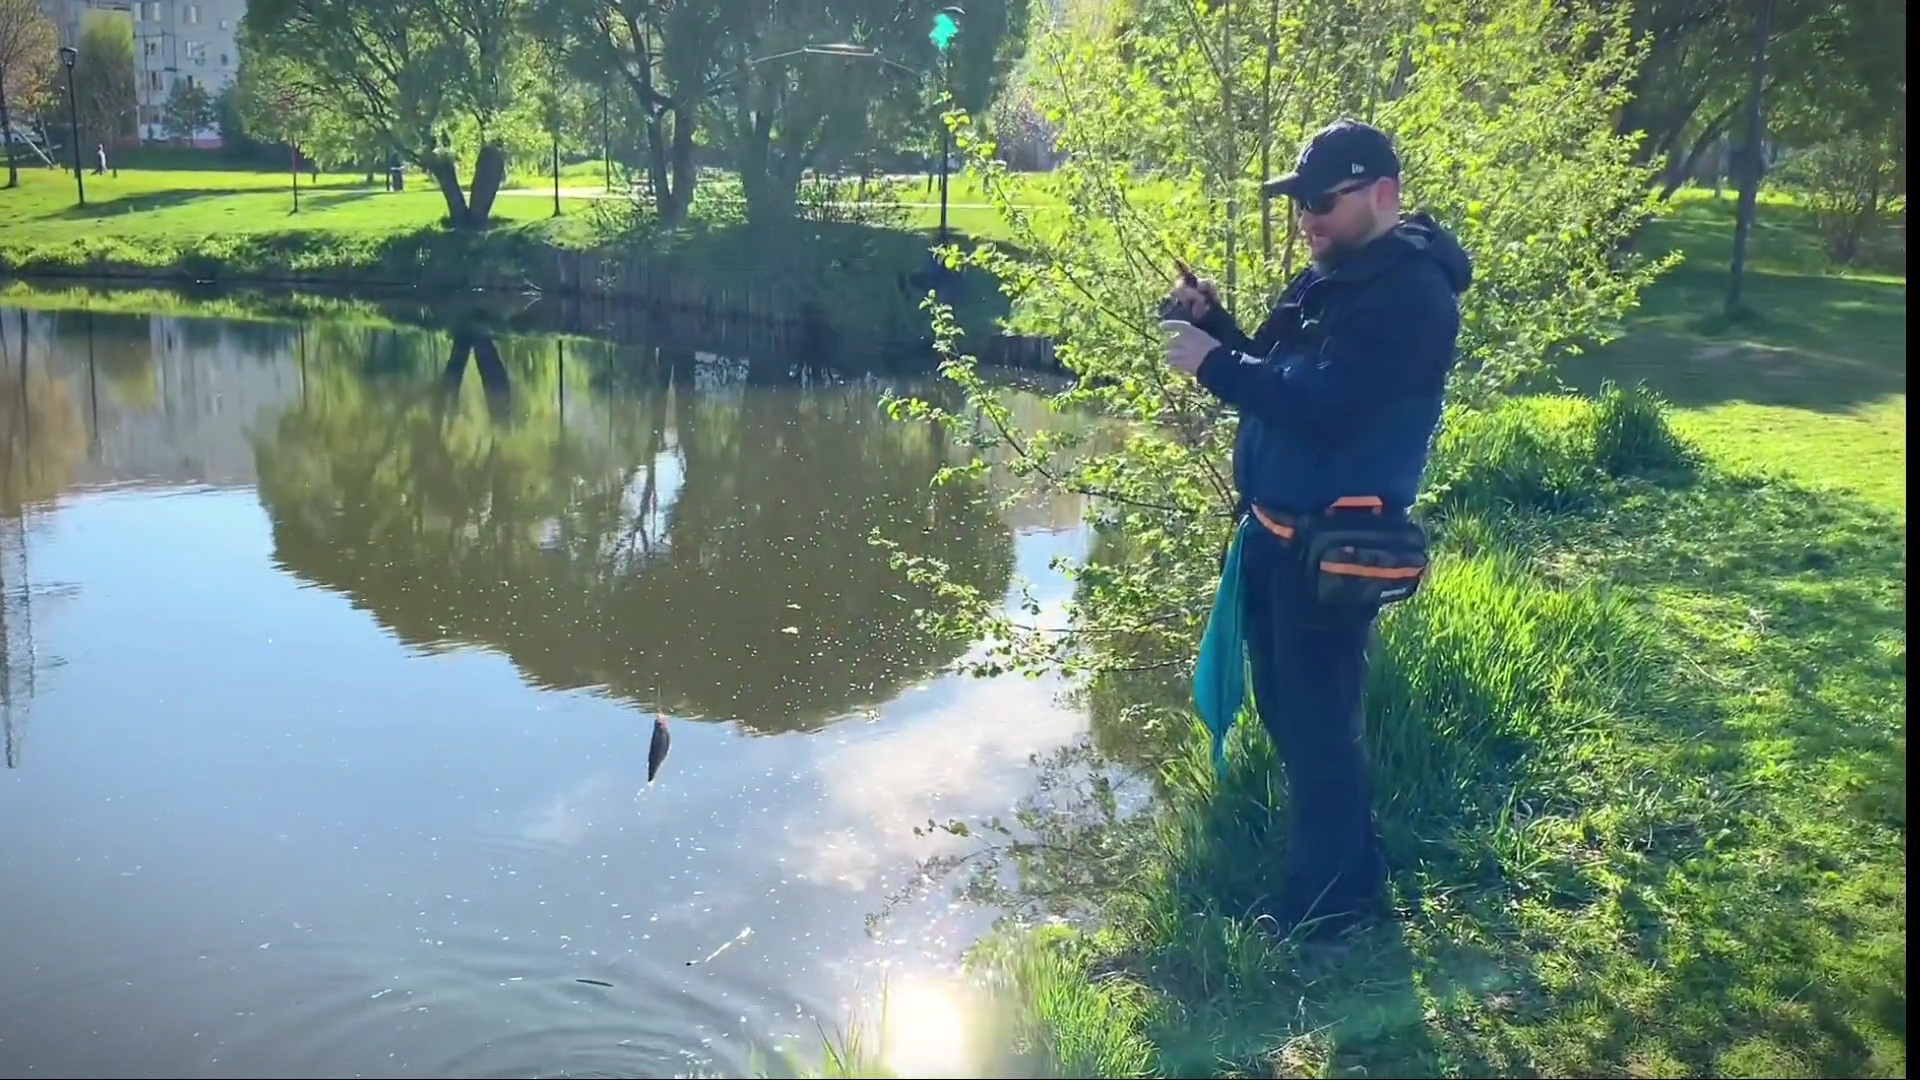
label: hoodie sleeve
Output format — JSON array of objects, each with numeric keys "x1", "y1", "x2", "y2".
[
  {"x1": 1194, "y1": 275, "x2": 1313, "y2": 357},
  {"x1": 1194, "y1": 267, "x2": 1459, "y2": 444},
  {"x1": 1194, "y1": 296, "x2": 1302, "y2": 358}
]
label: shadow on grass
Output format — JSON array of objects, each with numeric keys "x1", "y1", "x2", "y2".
[
  {"x1": 1539, "y1": 467, "x2": 1907, "y2": 837},
  {"x1": 291, "y1": 188, "x2": 384, "y2": 209},
  {"x1": 55, "y1": 185, "x2": 273, "y2": 218},
  {"x1": 1561, "y1": 195, "x2": 1907, "y2": 413},
  {"x1": 1453, "y1": 425, "x2": 1908, "y2": 1076}
]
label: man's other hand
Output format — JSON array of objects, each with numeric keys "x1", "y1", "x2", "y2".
[
  {"x1": 1160, "y1": 319, "x2": 1222, "y2": 376},
  {"x1": 1168, "y1": 278, "x2": 1221, "y2": 321}
]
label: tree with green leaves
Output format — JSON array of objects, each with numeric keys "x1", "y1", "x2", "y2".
[
  {"x1": 161, "y1": 80, "x2": 216, "y2": 144},
  {"x1": 526, "y1": 33, "x2": 594, "y2": 213},
  {"x1": 0, "y1": 0, "x2": 56, "y2": 187},
  {"x1": 75, "y1": 10, "x2": 136, "y2": 150},
  {"x1": 1768, "y1": 0, "x2": 1905, "y2": 263},
  {"x1": 703, "y1": 0, "x2": 1030, "y2": 223},
  {"x1": 232, "y1": 48, "x2": 336, "y2": 209},
  {"x1": 1596, "y1": 0, "x2": 1903, "y2": 200},
  {"x1": 243, "y1": 0, "x2": 544, "y2": 228},
  {"x1": 881, "y1": 0, "x2": 1671, "y2": 686},
  {"x1": 549, "y1": 0, "x2": 1030, "y2": 226},
  {"x1": 548, "y1": 0, "x2": 707, "y2": 224}
]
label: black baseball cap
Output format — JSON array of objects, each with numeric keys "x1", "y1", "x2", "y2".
[{"x1": 1261, "y1": 118, "x2": 1401, "y2": 199}]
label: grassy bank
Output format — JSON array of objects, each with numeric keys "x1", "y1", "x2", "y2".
[
  {"x1": 837, "y1": 388, "x2": 1904, "y2": 1079},
  {"x1": 0, "y1": 165, "x2": 1025, "y2": 351},
  {"x1": 0, "y1": 165, "x2": 600, "y2": 293},
  {"x1": 784, "y1": 192, "x2": 1905, "y2": 1075}
]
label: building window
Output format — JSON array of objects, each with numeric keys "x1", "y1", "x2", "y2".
[
  {"x1": 147, "y1": 71, "x2": 163, "y2": 91},
  {"x1": 219, "y1": 53, "x2": 228, "y2": 65},
  {"x1": 219, "y1": 19, "x2": 229, "y2": 29},
  {"x1": 186, "y1": 5, "x2": 200, "y2": 23},
  {"x1": 145, "y1": 40, "x2": 160, "y2": 57}
]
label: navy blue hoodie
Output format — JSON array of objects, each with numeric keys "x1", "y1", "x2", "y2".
[{"x1": 1193, "y1": 212, "x2": 1474, "y2": 515}]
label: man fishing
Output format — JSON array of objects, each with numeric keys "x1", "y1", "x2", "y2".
[{"x1": 1160, "y1": 118, "x2": 1473, "y2": 937}]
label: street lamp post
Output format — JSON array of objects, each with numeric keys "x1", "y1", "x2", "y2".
[
  {"x1": 931, "y1": 7, "x2": 962, "y2": 245},
  {"x1": 58, "y1": 47, "x2": 83, "y2": 208}
]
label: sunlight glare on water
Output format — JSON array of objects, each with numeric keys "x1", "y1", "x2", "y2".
[{"x1": 879, "y1": 975, "x2": 973, "y2": 1078}]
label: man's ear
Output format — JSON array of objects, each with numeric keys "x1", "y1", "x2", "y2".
[{"x1": 1374, "y1": 177, "x2": 1402, "y2": 212}]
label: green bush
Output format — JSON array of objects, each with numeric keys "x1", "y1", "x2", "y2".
[{"x1": 1425, "y1": 382, "x2": 1698, "y2": 515}]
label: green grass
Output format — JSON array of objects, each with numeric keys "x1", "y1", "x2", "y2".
[
  {"x1": 0, "y1": 164, "x2": 1022, "y2": 348},
  {"x1": 0, "y1": 162, "x2": 1053, "y2": 277},
  {"x1": 807, "y1": 391, "x2": 1904, "y2": 1079},
  {"x1": 0, "y1": 164, "x2": 600, "y2": 259},
  {"x1": 1559, "y1": 188, "x2": 1906, "y2": 512},
  {"x1": 781, "y1": 191, "x2": 1905, "y2": 1078}
]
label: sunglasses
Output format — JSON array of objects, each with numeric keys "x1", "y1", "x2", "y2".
[{"x1": 1292, "y1": 179, "x2": 1376, "y2": 217}]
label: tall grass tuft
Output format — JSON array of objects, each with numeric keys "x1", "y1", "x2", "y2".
[{"x1": 1424, "y1": 382, "x2": 1700, "y2": 516}]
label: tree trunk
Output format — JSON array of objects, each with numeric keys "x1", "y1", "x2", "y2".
[
  {"x1": 467, "y1": 144, "x2": 505, "y2": 226},
  {"x1": 1726, "y1": 0, "x2": 1776, "y2": 317},
  {"x1": 736, "y1": 102, "x2": 800, "y2": 227},
  {"x1": 1, "y1": 79, "x2": 17, "y2": 188},
  {"x1": 1660, "y1": 102, "x2": 1740, "y2": 200},
  {"x1": 427, "y1": 157, "x2": 474, "y2": 226},
  {"x1": 664, "y1": 104, "x2": 696, "y2": 225},
  {"x1": 643, "y1": 109, "x2": 671, "y2": 215}
]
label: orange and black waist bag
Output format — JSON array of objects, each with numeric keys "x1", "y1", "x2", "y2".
[{"x1": 1250, "y1": 496, "x2": 1431, "y2": 609}]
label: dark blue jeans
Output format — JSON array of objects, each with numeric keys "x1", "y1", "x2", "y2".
[{"x1": 1240, "y1": 521, "x2": 1390, "y2": 931}]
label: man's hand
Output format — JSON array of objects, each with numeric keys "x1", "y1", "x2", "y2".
[
  {"x1": 1168, "y1": 278, "x2": 1221, "y2": 321},
  {"x1": 1160, "y1": 319, "x2": 1222, "y2": 376}
]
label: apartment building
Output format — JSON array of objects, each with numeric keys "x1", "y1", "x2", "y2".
[{"x1": 37, "y1": 0, "x2": 247, "y2": 143}]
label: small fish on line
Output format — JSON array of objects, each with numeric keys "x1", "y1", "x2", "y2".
[
  {"x1": 647, "y1": 713, "x2": 671, "y2": 783},
  {"x1": 575, "y1": 978, "x2": 614, "y2": 987}
]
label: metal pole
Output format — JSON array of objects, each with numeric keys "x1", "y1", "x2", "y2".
[
  {"x1": 938, "y1": 51, "x2": 951, "y2": 243},
  {"x1": 61, "y1": 56, "x2": 84, "y2": 208},
  {"x1": 552, "y1": 135, "x2": 561, "y2": 216}
]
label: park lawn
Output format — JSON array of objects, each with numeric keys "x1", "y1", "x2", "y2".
[
  {"x1": 812, "y1": 190, "x2": 1906, "y2": 1078},
  {"x1": 1562, "y1": 188, "x2": 1906, "y2": 513},
  {"x1": 0, "y1": 166, "x2": 604, "y2": 255},
  {"x1": 932, "y1": 417, "x2": 1907, "y2": 1079},
  {"x1": 0, "y1": 162, "x2": 1070, "y2": 274}
]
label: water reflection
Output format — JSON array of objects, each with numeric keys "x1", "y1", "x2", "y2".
[
  {"x1": 0, "y1": 298, "x2": 1091, "y2": 1080},
  {"x1": 1, "y1": 308, "x2": 84, "y2": 772},
  {"x1": 252, "y1": 326, "x2": 1016, "y2": 732}
]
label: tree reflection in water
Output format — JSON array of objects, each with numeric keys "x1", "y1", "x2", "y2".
[{"x1": 252, "y1": 326, "x2": 1016, "y2": 734}]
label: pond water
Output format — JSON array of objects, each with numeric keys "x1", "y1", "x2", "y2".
[{"x1": 0, "y1": 303, "x2": 1090, "y2": 1078}]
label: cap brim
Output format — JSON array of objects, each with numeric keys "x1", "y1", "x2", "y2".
[{"x1": 1260, "y1": 172, "x2": 1303, "y2": 199}]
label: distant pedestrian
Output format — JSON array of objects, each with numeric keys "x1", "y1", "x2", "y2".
[{"x1": 93, "y1": 143, "x2": 106, "y2": 175}]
